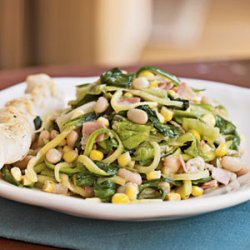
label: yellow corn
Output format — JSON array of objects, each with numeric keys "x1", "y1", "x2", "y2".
[
  {"x1": 191, "y1": 186, "x2": 204, "y2": 197},
  {"x1": 112, "y1": 193, "x2": 130, "y2": 204},
  {"x1": 146, "y1": 170, "x2": 161, "y2": 181},
  {"x1": 63, "y1": 150, "x2": 78, "y2": 163},
  {"x1": 97, "y1": 117, "x2": 110, "y2": 127},
  {"x1": 42, "y1": 180, "x2": 54, "y2": 193},
  {"x1": 160, "y1": 107, "x2": 173, "y2": 122},
  {"x1": 63, "y1": 145, "x2": 72, "y2": 153},
  {"x1": 201, "y1": 114, "x2": 216, "y2": 127},
  {"x1": 11, "y1": 167, "x2": 22, "y2": 182},
  {"x1": 138, "y1": 71, "x2": 155, "y2": 79},
  {"x1": 149, "y1": 81, "x2": 158, "y2": 88},
  {"x1": 189, "y1": 129, "x2": 201, "y2": 141},
  {"x1": 89, "y1": 150, "x2": 104, "y2": 161},
  {"x1": 215, "y1": 143, "x2": 228, "y2": 157},
  {"x1": 125, "y1": 185, "x2": 138, "y2": 201},
  {"x1": 176, "y1": 180, "x2": 192, "y2": 199},
  {"x1": 166, "y1": 192, "x2": 181, "y2": 201},
  {"x1": 118, "y1": 152, "x2": 131, "y2": 167},
  {"x1": 123, "y1": 92, "x2": 133, "y2": 98}
]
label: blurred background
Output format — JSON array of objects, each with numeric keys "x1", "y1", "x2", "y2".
[{"x1": 0, "y1": 0, "x2": 250, "y2": 70}]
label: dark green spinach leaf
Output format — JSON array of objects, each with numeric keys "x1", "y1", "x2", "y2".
[
  {"x1": 137, "y1": 105, "x2": 180, "y2": 138},
  {"x1": 101, "y1": 68, "x2": 134, "y2": 88}
]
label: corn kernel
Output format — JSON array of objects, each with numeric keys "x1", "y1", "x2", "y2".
[
  {"x1": 22, "y1": 176, "x2": 33, "y2": 186},
  {"x1": 97, "y1": 117, "x2": 110, "y2": 127},
  {"x1": 215, "y1": 143, "x2": 228, "y2": 157},
  {"x1": 166, "y1": 192, "x2": 181, "y2": 201},
  {"x1": 43, "y1": 180, "x2": 54, "y2": 193},
  {"x1": 89, "y1": 150, "x2": 104, "y2": 161},
  {"x1": 191, "y1": 186, "x2": 204, "y2": 197},
  {"x1": 118, "y1": 152, "x2": 131, "y2": 167},
  {"x1": 201, "y1": 114, "x2": 216, "y2": 127},
  {"x1": 176, "y1": 180, "x2": 192, "y2": 199},
  {"x1": 123, "y1": 92, "x2": 133, "y2": 98},
  {"x1": 63, "y1": 145, "x2": 72, "y2": 153},
  {"x1": 146, "y1": 170, "x2": 161, "y2": 181},
  {"x1": 63, "y1": 150, "x2": 78, "y2": 163},
  {"x1": 138, "y1": 71, "x2": 155, "y2": 79},
  {"x1": 11, "y1": 167, "x2": 22, "y2": 182},
  {"x1": 125, "y1": 185, "x2": 138, "y2": 201},
  {"x1": 189, "y1": 129, "x2": 201, "y2": 141},
  {"x1": 149, "y1": 81, "x2": 158, "y2": 88},
  {"x1": 112, "y1": 193, "x2": 130, "y2": 204},
  {"x1": 160, "y1": 107, "x2": 173, "y2": 122}
]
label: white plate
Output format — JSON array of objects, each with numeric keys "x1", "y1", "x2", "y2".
[{"x1": 0, "y1": 77, "x2": 250, "y2": 221}]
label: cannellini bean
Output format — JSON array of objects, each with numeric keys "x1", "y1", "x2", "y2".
[
  {"x1": 127, "y1": 109, "x2": 148, "y2": 124},
  {"x1": 66, "y1": 130, "x2": 79, "y2": 148},
  {"x1": 236, "y1": 165, "x2": 250, "y2": 176},
  {"x1": 221, "y1": 156, "x2": 244, "y2": 173},
  {"x1": 46, "y1": 148, "x2": 62, "y2": 164},
  {"x1": 186, "y1": 157, "x2": 205, "y2": 173},
  {"x1": 50, "y1": 130, "x2": 59, "y2": 139},
  {"x1": 132, "y1": 77, "x2": 150, "y2": 89},
  {"x1": 94, "y1": 97, "x2": 109, "y2": 113},
  {"x1": 162, "y1": 155, "x2": 181, "y2": 175},
  {"x1": 37, "y1": 130, "x2": 50, "y2": 147},
  {"x1": 118, "y1": 168, "x2": 142, "y2": 185}
]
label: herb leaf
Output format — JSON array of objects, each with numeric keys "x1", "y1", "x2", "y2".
[
  {"x1": 101, "y1": 68, "x2": 134, "y2": 88},
  {"x1": 33, "y1": 116, "x2": 42, "y2": 130}
]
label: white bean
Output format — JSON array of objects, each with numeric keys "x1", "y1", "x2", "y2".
[
  {"x1": 118, "y1": 168, "x2": 142, "y2": 185},
  {"x1": 37, "y1": 130, "x2": 50, "y2": 147},
  {"x1": 132, "y1": 77, "x2": 149, "y2": 89},
  {"x1": 236, "y1": 165, "x2": 250, "y2": 176},
  {"x1": 67, "y1": 130, "x2": 79, "y2": 148},
  {"x1": 127, "y1": 109, "x2": 148, "y2": 124},
  {"x1": 46, "y1": 148, "x2": 62, "y2": 164},
  {"x1": 94, "y1": 97, "x2": 109, "y2": 113},
  {"x1": 186, "y1": 157, "x2": 205, "y2": 173},
  {"x1": 50, "y1": 130, "x2": 59, "y2": 139},
  {"x1": 221, "y1": 156, "x2": 244, "y2": 172}
]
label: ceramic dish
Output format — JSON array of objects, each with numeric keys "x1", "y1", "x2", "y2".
[{"x1": 0, "y1": 77, "x2": 249, "y2": 221}]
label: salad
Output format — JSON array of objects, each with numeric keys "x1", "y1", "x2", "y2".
[{"x1": 1, "y1": 66, "x2": 249, "y2": 204}]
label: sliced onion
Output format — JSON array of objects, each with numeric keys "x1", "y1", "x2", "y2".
[{"x1": 173, "y1": 170, "x2": 210, "y2": 181}]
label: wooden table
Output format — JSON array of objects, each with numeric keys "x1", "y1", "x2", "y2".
[{"x1": 0, "y1": 59, "x2": 249, "y2": 249}]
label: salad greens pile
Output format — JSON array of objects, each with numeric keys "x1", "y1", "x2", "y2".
[{"x1": 1, "y1": 66, "x2": 246, "y2": 204}]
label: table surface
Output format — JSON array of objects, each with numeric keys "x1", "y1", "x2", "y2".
[{"x1": 0, "y1": 59, "x2": 249, "y2": 249}]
